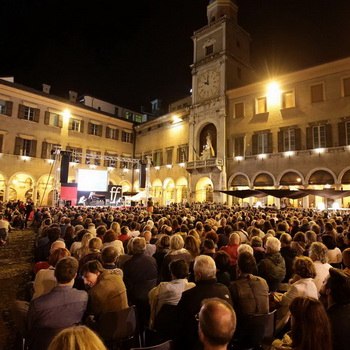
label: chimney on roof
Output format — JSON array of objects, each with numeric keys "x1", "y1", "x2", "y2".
[
  {"x1": 69, "y1": 91, "x2": 77, "y2": 102},
  {"x1": 42, "y1": 84, "x2": 51, "y2": 94}
]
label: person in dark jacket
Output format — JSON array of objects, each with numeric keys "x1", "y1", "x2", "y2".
[
  {"x1": 257, "y1": 236, "x2": 286, "y2": 292},
  {"x1": 176, "y1": 255, "x2": 232, "y2": 350},
  {"x1": 323, "y1": 268, "x2": 350, "y2": 350},
  {"x1": 280, "y1": 233, "x2": 297, "y2": 283}
]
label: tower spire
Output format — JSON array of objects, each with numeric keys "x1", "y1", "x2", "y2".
[{"x1": 207, "y1": 0, "x2": 238, "y2": 24}]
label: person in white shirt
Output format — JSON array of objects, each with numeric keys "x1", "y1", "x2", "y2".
[
  {"x1": 309, "y1": 242, "x2": 332, "y2": 292},
  {"x1": 148, "y1": 259, "x2": 195, "y2": 329}
]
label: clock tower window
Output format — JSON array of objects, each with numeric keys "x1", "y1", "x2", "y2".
[{"x1": 205, "y1": 45, "x2": 214, "y2": 56}]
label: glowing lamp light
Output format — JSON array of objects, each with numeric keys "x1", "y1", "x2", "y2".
[
  {"x1": 107, "y1": 167, "x2": 114, "y2": 171},
  {"x1": 317, "y1": 202, "x2": 326, "y2": 211},
  {"x1": 47, "y1": 159, "x2": 54, "y2": 164},
  {"x1": 21, "y1": 156, "x2": 31, "y2": 161},
  {"x1": 324, "y1": 184, "x2": 331, "y2": 189},
  {"x1": 267, "y1": 81, "x2": 281, "y2": 105},
  {"x1": 172, "y1": 115, "x2": 183, "y2": 124},
  {"x1": 284, "y1": 151, "x2": 294, "y2": 157},
  {"x1": 123, "y1": 168, "x2": 129, "y2": 173},
  {"x1": 179, "y1": 162, "x2": 185, "y2": 167},
  {"x1": 90, "y1": 164, "x2": 96, "y2": 169},
  {"x1": 256, "y1": 201, "x2": 262, "y2": 208},
  {"x1": 166, "y1": 164, "x2": 172, "y2": 169},
  {"x1": 297, "y1": 178, "x2": 301, "y2": 183},
  {"x1": 135, "y1": 169, "x2": 140, "y2": 173},
  {"x1": 258, "y1": 154, "x2": 266, "y2": 160},
  {"x1": 154, "y1": 166, "x2": 160, "y2": 170},
  {"x1": 12, "y1": 179, "x2": 18, "y2": 184},
  {"x1": 315, "y1": 148, "x2": 325, "y2": 154},
  {"x1": 235, "y1": 156, "x2": 244, "y2": 161},
  {"x1": 62, "y1": 109, "x2": 72, "y2": 122}
]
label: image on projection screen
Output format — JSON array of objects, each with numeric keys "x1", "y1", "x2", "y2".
[{"x1": 77, "y1": 169, "x2": 108, "y2": 191}]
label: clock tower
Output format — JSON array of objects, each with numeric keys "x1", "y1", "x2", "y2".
[{"x1": 187, "y1": 0, "x2": 253, "y2": 202}]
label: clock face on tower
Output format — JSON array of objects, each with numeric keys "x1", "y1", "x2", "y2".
[{"x1": 197, "y1": 70, "x2": 220, "y2": 99}]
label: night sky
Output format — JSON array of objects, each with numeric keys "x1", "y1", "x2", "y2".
[{"x1": 1, "y1": 0, "x2": 350, "y2": 112}]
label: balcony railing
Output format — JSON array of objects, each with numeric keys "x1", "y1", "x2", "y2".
[{"x1": 186, "y1": 158, "x2": 224, "y2": 174}]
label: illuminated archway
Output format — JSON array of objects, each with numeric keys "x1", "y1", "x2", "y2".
[
  {"x1": 119, "y1": 180, "x2": 131, "y2": 193},
  {"x1": 175, "y1": 176, "x2": 188, "y2": 203},
  {"x1": 151, "y1": 178, "x2": 162, "y2": 200},
  {"x1": 163, "y1": 178, "x2": 175, "y2": 205},
  {"x1": 37, "y1": 174, "x2": 54, "y2": 206},
  {"x1": 9, "y1": 173, "x2": 35, "y2": 202},
  {"x1": 195, "y1": 177, "x2": 214, "y2": 202}
]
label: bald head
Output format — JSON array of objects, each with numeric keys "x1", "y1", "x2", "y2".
[
  {"x1": 199, "y1": 298, "x2": 236, "y2": 348},
  {"x1": 50, "y1": 240, "x2": 66, "y2": 254}
]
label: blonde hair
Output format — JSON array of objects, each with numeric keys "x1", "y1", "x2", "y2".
[
  {"x1": 111, "y1": 222, "x2": 121, "y2": 236},
  {"x1": 48, "y1": 326, "x2": 106, "y2": 350}
]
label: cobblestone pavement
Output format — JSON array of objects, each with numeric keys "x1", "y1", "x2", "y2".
[{"x1": 0, "y1": 227, "x2": 35, "y2": 350}]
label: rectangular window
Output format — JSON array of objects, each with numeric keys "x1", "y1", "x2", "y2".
[
  {"x1": 234, "y1": 102, "x2": 244, "y2": 118},
  {"x1": 311, "y1": 83, "x2": 324, "y2": 103},
  {"x1": 346, "y1": 122, "x2": 350, "y2": 145},
  {"x1": 91, "y1": 124, "x2": 99, "y2": 136},
  {"x1": 205, "y1": 45, "x2": 213, "y2": 56},
  {"x1": 14, "y1": 137, "x2": 36, "y2": 157},
  {"x1": 166, "y1": 148, "x2": 173, "y2": 165},
  {"x1": 258, "y1": 133, "x2": 268, "y2": 154},
  {"x1": 135, "y1": 115, "x2": 142, "y2": 123},
  {"x1": 22, "y1": 139, "x2": 32, "y2": 156},
  {"x1": 343, "y1": 77, "x2": 350, "y2": 97},
  {"x1": 42, "y1": 142, "x2": 60, "y2": 159},
  {"x1": 313, "y1": 125, "x2": 326, "y2": 148},
  {"x1": 86, "y1": 150, "x2": 101, "y2": 166},
  {"x1": 109, "y1": 128, "x2": 117, "y2": 140},
  {"x1": 71, "y1": 119, "x2": 81, "y2": 132},
  {"x1": 256, "y1": 97, "x2": 267, "y2": 114},
  {"x1": 153, "y1": 150, "x2": 163, "y2": 166},
  {"x1": 122, "y1": 131, "x2": 132, "y2": 143},
  {"x1": 66, "y1": 147, "x2": 82, "y2": 163},
  {"x1": 282, "y1": 90, "x2": 295, "y2": 109},
  {"x1": 0, "y1": 100, "x2": 6, "y2": 115},
  {"x1": 283, "y1": 129, "x2": 295, "y2": 151},
  {"x1": 177, "y1": 145, "x2": 188, "y2": 163},
  {"x1": 24, "y1": 106, "x2": 35, "y2": 121},
  {"x1": 104, "y1": 154, "x2": 117, "y2": 168},
  {"x1": 234, "y1": 137, "x2": 244, "y2": 157},
  {"x1": 49, "y1": 113, "x2": 61, "y2": 127}
]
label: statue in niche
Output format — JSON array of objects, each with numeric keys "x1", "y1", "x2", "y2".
[{"x1": 201, "y1": 132, "x2": 215, "y2": 160}]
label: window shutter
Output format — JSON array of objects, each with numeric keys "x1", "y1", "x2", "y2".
[
  {"x1": 80, "y1": 121, "x2": 84, "y2": 133},
  {"x1": 5, "y1": 101, "x2": 13, "y2": 116},
  {"x1": 86, "y1": 149, "x2": 91, "y2": 164},
  {"x1": 68, "y1": 119, "x2": 73, "y2": 130},
  {"x1": 106, "y1": 126, "x2": 110, "y2": 138},
  {"x1": 0, "y1": 135, "x2": 3, "y2": 152},
  {"x1": 115, "y1": 129, "x2": 119, "y2": 140},
  {"x1": 295, "y1": 128, "x2": 302, "y2": 150},
  {"x1": 41, "y1": 141, "x2": 48, "y2": 158},
  {"x1": 325, "y1": 124, "x2": 332, "y2": 148},
  {"x1": 58, "y1": 116, "x2": 63, "y2": 128},
  {"x1": 14, "y1": 137, "x2": 22, "y2": 155},
  {"x1": 130, "y1": 132, "x2": 134, "y2": 143},
  {"x1": 98, "y1": 125, "x2": 103, "y2": 137},
  {"x1": 88, "y1": 122, "x2": 93, "y2": 134},
  {"x1": 30, "y1": 140, "x2": 37, "y2": 157},
  {"x1": 77, "y1": 148, "x2": 82, "y2": 163},
  {"x1": 267, "y1": 133, "x2": 273, "y2": 153},
  {"x1": 277, "y1": 131, "x2": 283, "y2": 152},
  {"x1": 18, "y1": 104, "x2": 25, "y2": 119},
  {"x1": 306, "y1": 127, "x2": 313, "y2": 149},
  {"x1": 34, "y1": 109, "x2": 40, "y2": 123},
  {"x1": 338, "y1": 121, "x2": 346, "y2": 146},
  {"x1": 252, "y1": 134, "x2": 258, "y2": 155},
  {"x1": 44, "y1": 111, "x2": 50, "y2": 125}
]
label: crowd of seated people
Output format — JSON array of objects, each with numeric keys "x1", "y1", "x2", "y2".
[{"x1": 5, "y1": 202, "x2": 350, "y2": 349}]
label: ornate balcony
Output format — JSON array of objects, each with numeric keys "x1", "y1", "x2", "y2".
[{"x1": 186, "y1": 158, "x2": 224, "y2": 174}]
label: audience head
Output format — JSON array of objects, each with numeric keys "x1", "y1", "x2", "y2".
[
  {"x1": 265, "y1": 236, "x2": 281, "y2": 253},
  {"x1": 48, "y1": 247, "x2": 70, "y2": 267},
  {"x1": 50, "y1": 240, "x2": 66, "y2": 254},
  {"x1": 293, "y1": 256, "x2": 316, "y2": 279},
  {"x1": 237, "y1": 244, "x2": 253, "y2": 256},
  {"x1": 309, "y1": 242, "x2": 328, "y2": 263},
  {"x1": 170, "y1": 234, "x2": 184, "y2": 251},
  {"x1": 198, "y1": 298, "x2": 236, "y2": 349},
  {"x1": 289, "y1": 296, "x2": 332, "y2": 350},
  {"x1": 237, "y1": 251, "x2": 257, "y2": 274},
  {"x1": 325, "y1": 268, "x2": 350, "y2": 305},
  {"x1": 342, "y1": 248, "x2": 350, "y2": 268},
  {"x1": 47, "y1": 227, "x2": 61, "y2": 242},
  {"x1": 280, "y1": 233, "x2": 292, "y2": 246},
  {"x1": 214, "y1": 251, "x2": 230, "y2": 273},
  {"x1": 88, "y1": 237, "x2": 102, "y2": 251},
  {"x1": 229, "y1": 232, "x2": 240, "y2": 245},
  {"x1": 194, "y1": 255, "x2": 216, "y2": 281},
  {"x1": 48, "y1": 325, "x2": 107, "y2": 350},
  {"x1": 131, "y1": 237, "x2": 146, "y2": 254},
  {"x1": 54, "y1": 257, "x2": 78, "y2": 284},
  {"x1": 81, "y1": 260, "x2": 104, "y2": 288},
  {"x1": 101, "y1": 246, "x2": 118, "y2": 264},
  {"x1": 169, "y1": 259, "x2": 189, "y2": 280}
]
